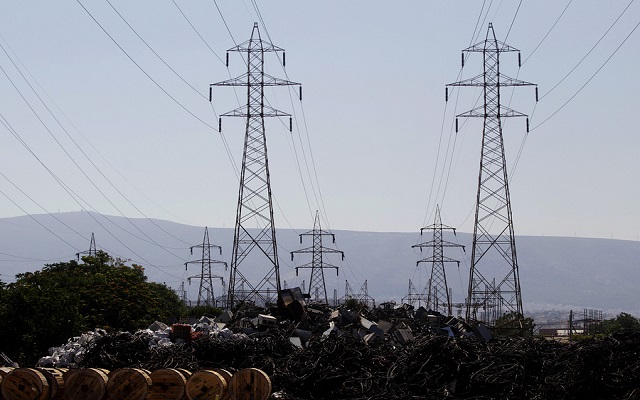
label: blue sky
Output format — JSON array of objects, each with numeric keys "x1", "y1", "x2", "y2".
[{"x1": 0, "y1": 0, "x2": 639, "y2": 245}]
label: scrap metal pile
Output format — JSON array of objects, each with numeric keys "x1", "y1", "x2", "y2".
[{"x1": 37, "y1": 302, "x2": 640, "y2": 400}]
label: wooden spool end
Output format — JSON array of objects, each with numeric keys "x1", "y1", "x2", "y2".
[
  {"x1": 185, "y1": 370, "x2": 226, "y2": 400},
  {"x1": 227, "y1": 369, "x2": 271, "y2": 400},
  {"x1": 36, "y1": 368, "x2": 67, "y2": 400},
  {"x1": 63, "y1": 368, "x2": 108, "y2": 400},
  {"x1": 211, "y1": 369, "x2": 232, "y2": 400},
  {"x1": 1, "y1": 368, "x2": 50, "y2": 400},
  {"x1": 174, "y1": 369, "x2": 192, "y2": 380},
  {"x1": 106, "y1": 369, "x2": 151, "y2": 400},
  {"x1": 148, "y1": 369, "x2": 187, "y2": 400},
  {"x1": 0, "y1": 367, "x2": 14, "y2": 378}
]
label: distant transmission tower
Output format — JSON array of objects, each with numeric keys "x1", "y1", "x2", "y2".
[
  {"x1": 341, "y1": 280, "x2": 356, "y2": 304},
  {"x1": 401, "y1": 279, "x2": 429, "y2": 308},
  {"x1": 211, "y1": 23, "x2": 301, "y2": 309},
  {"x1": 185, "y1": 227, "x2": 227, "y2": 307},
  {"x1": 76, "y1": 232, "x2": 97, "y2": 261},
  {"x1": 290, "y1": 211, "x2": 344, "y2": 304},
  {"x1": 176, "y1": 281, "x2": 189, "y2": 306},
  {"x1": 412, "y1": 205, "x2": 464, "y2": 315},
  {"x1": 446, "y1": 23, "x2": 537, "y2": 327},
  {"x1": 355, "y1": 280, "x2": 375, "y2": 309}
]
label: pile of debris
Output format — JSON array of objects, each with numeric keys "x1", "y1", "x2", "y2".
[{"x1": 36, "y1": 297, "x2": 640, "y2": 399}]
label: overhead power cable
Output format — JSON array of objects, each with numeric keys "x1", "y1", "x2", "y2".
[
  {"x1": 0, "y1": 33, "x2": 196, "y2": 227},
  {"x1": 76, "y1": 0, "x2": 216, "y2": 130},
  {"x1": 0, "y1": 112, "x2": 182, "y2": 280},
  {"x1": 106, "y1": 0, "x2": 207, "y2": 100},
  {"x1": 0, "y1": 48, "x2": 188, "y2": 259},
  {"x1": 532, "y1": 18, "x2": 640, "y2": 131},
  {"x1": 0, "y1": 40, "x2": 190, "y2": 251},
  {"x1": 540, "y1": 0, "x2": 635, "y2": 101},
  {"x1": 522, "y1": 0, "x2": 573, "y2": 65}
]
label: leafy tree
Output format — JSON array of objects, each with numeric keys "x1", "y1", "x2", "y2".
[
  {"x1": 185, "y1": 305, "x2": 223, "y2": 319},
  {"x1": 0, "y1": 251, "x2": 186, "y2": 366},
  {"x1": 600, "y1": 312, "x2": 640, "y2": 334},
  {"x1": 492, "y1": 312, "x2": 535, "y2": 338}
]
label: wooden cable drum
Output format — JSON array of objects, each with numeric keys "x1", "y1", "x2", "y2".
[
  {"x1": 148, "y1": 369, "x2": 187, "y2": 400},
  {"x1": 106, "y1": 369, "x2": 151, "y2": 400},
  {"x1": 227, "y1": 369, "x2": 271, "y2": 400},
  {"x1": 211, "y1": 370, "x2": 232, "y2": 400},
  {"x1": 1, "y1": 368, "x2": 50, "y2": 400},
  {"x1": 63, "y1": 368, "x2": 108, "y2": 400},
  {"x1": 0, "y1": 367, "x2": 13, "y2": 400},
  {"x1": 185, "y1": 370, "x2": 226, "y2": 400},
  {"x1": 0, "y1": 367, "x2": 14, "y2": 379},
  {"x1": 36, "y1": 369, "x2": 67, "y2": 400},
  {"x1": 174, "y1": 369, "x2": 192, "y2": 380}
]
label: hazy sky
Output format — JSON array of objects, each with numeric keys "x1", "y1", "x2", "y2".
[{"x1": 0, "y1": 0, "x2": 639, "y2": 248}]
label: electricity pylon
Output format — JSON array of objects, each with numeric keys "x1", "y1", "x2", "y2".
[
  {"x1": 177, "y1": 281, "x2": 189, "y2": 306},
  {"x1": 412, "y1": 205, "x2": 464, "y2": 316},
  {"x1": 185, "y1": 227, "x2": 227, "y2": 307},
  {"x1": 290, "y1": 211, "x2": 344, "y2": 304},
  {"x1": 446, "y1": 23, "x2": 537, "y2": 327},
  {"x1": 76, "y1": 232, "x2": 97, "y2": 261},
  {"x1": 401, "y1": 279, "x2": 429, "y2": 308},
  {"x1": 211, "y1": 23, "x2": 301, "y2": 309}
]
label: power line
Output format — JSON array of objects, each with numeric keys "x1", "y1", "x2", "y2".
[
  {"x1": 522, "y1": 0, "x2": 573, "y2": 65},
  {"x1": 106, "y1": 0, "x2": 208, "y2": 100},
  {"x1": 540, "y1": 0, "x2": 635, "y2": 101},
  {"x1": 0, "y1": 33, "x2": 196, "y2": 228},
  {"x1": 532, "y1": 18, "x2": 640, "y2": 131},
  {"x1": 75, "y1": 0, "x2": 216, "y2": 130},
  {"x1": 0, "y1": 40, "x2": 191, "y2": 251}
]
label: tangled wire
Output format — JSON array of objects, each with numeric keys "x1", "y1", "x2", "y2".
[{"x1": 78, "y1": 329, "x2": 640, "y2": 399}]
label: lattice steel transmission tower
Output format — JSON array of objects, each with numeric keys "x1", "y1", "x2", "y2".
[
  {"x1": 290, "y1": 211, "x2": 344, "y2": 304},
  {"x1": 177, "y1": 282, "x2": 188, "y2": 306},
  {"x1": 412, "y1": 206, "x2": 464, "y2": 315},
  {"x1": 185, "y1": 227, "x2": 227, "y2": 307},
  {"x1": 401, "y1": 279, "x2": 429, "y2": 308},
  {"x1": 446, "y1": 23, "x2": 537, "y2": 326},
  {"x1": 211, "y1": 23, "x2": 301, "y2": 309},
  {"x1": 76, "y1": 232, "x2": 97, "y2": 261}
]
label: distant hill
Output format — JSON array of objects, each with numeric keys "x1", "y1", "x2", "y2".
[{"x1": 0, "y1": 212, "x2": 638, "y2": 316}]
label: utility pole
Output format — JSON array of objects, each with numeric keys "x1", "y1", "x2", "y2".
[
  {"x1": 211, "y1": 23, "x2": 301, "y2": 309},
  {"x1": 76, "y1": 232, "x2": 97, "y2": 261},
  {"x1": 290, "y1": 211, "x2": 344, "y2": 304},
  {"x1": 185, "y1": 227, "x2": 227, "y2": 307},
  {"x1": 446, "y1": 23, "x2": 537, "y2": 327},
  {"x1": 412, "y1": 205, "x2": 464, "y2": 315}
]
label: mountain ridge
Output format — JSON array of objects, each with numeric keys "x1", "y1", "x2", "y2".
[{"x1": 0, "y1": 212, "x2": 638, "y2": 316}]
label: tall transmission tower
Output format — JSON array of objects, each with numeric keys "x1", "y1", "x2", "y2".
[
  {"x1": 185, "y1": 227, "x2": 227, "y2": 307},
  {"x1": 412, "y1": 206, "x2": 464, "y2": 315},
  {"x1": 76, "y1": 232, "x2": 97, "y2": 261},
  {"x1": 290, "y1": 211, "x2": 344, "y2": 304},
  {"x1": 446, "y1": 23, "x2": 537, "y2": 327},
  {"x1": 211, "y1": 23, "x2": 301, "y2": 309}
]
